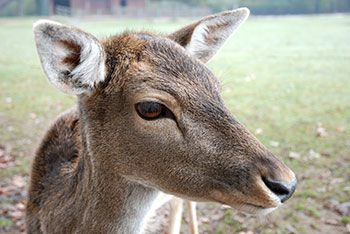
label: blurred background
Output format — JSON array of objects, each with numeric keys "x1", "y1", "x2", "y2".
[
  {"x1": 1, "y1": 0, "x2": 350, "y2": 17},
  {"x1": 0, "y1": 0, "x2": 349, "y2": 233}
]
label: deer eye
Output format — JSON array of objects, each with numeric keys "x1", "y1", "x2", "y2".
[{"x1": 135, "y1": 102, "x2": 166, "y2": 120}]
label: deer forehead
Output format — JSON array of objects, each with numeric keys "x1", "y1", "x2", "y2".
[{"x1": 102, "y1": 33, "x2": 222, "y2": 106}]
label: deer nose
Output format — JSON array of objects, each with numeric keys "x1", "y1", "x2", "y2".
[{"x1": 262, "y1": 177, "x2": 297, "y2": 203}]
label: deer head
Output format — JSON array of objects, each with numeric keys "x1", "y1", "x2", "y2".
[{"x1": 33, "y1": 8, "x2": 296, "y2": 216}]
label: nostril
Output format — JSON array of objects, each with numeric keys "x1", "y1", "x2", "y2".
[
  {"x1": 262, "y1": 177, "x2": 297, "y2": 203},
  {"x1": 263, "y1": 178, "x2": 289, "y2": 195}
]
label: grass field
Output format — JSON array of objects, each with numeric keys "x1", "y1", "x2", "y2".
[{"x1": 0, "y1": 14, "x2": 350, "y2": 233}]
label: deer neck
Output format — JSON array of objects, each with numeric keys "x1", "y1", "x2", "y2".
[
  {"x1": 85, "y1": 172, "x2": 159, "y2": 234},
  {"x1": 75, "y1": 103, "x2": 160, "y2": 234}
]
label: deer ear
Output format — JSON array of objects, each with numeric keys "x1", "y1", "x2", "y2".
[
  {"x1": 168, "y1": 8, "x2": 249, "y2": 63},
  {"x1": 33, "y1": 20, "x2": 106, "y2": 95}
]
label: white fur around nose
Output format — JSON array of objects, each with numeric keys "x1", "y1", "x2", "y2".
[
  {"x1": 186, "y1": 8, "x2": 250, "y2": 63},
  {"x1": 33, "y1": 20, "x2": 105, "y2": 95}
]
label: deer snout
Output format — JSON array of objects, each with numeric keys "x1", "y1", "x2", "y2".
[
  {"x1": 262, "y1": 177, "x2": 297, "y2": 203},
  {"x1": 253, "y1": 147, "x2": 297, "y2": 205}
]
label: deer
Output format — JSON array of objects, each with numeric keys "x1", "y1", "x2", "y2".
[{"x1": 26, "y1": 7, "x2": 297, "y2": 234}]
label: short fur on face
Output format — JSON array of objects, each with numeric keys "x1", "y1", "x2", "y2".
[{"x1": 95, "y1": 33, "x2": 294, "y2": 208}]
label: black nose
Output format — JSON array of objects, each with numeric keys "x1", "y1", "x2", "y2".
[{"x1": 263, "y1": 177, "x2": 297, "y2": 203}]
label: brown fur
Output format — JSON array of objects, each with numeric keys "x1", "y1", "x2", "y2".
[
  {"x1": 27, "y1": 13, "x2": 296, "y2": 234},
  {"x1": 57, "y1": 39, "x2": 81, "y2": 69}
]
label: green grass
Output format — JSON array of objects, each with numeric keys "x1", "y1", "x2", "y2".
[
  {"x1": 342, "y1": 216, "x2": 350, "y2": 225},
  {"x1": 0, "y1": 14, "x2": 350, "y2": 233},
  {"x1": 0, "y1": 218, "x2": 12, "y2": 229}
]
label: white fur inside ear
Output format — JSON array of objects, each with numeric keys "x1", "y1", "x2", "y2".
[
  {"x1": 33, "y1": 20, "x2": 105, "y2": 95},
  {"x1": 186, "y1": 8, "x2": 250, "y2": 63}
]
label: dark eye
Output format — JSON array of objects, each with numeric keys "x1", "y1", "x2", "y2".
[{"x1": 135, "y1": 102, "x2": 167, "y2": 120}]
